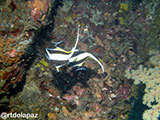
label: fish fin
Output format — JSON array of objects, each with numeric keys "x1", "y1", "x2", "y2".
[
  {"x1": 72, "y1": 25, "x2": 80, "y2": 51},
  {"x1": 73, "y1": 62, "x2": 84, "y2": 67},
  {"x1": 56, "y1": 66, "x2": 61, "y2": 72},
  {"x1": 75, "y1": 67, "x2": 86, "y2": 71},
  {"x1": 45, "y1": 54, "x2": 50, "y2": 60},
  {"x1": 87, "y1": 53, "x2": 104, "y2": 73},
  {"x1": 56, "y1": 67, "x2": 60, "y2": 72},
  {"x1": 45, "y1": 47, "x2": 58, "y2": 51},
  {"x1": 75, "y1": 49, "x2": 80, "y2": 52},
  {"x1": 45, "y1": 48, "x2": 52, "y2": 60},
  {"x1": 51, "y1": 40, "x2": 63, "y2": 47},
  {"x1": 55, "y1": 64, "x2": 65, "y2": 72}
]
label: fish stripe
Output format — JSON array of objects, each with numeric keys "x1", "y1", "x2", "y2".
[
  {"x1": 46, "y1": 47, "x2": 71, "y2": 55},
  {"x1": 68, "y1": 57, "x2": 88, "y2": 67},
  {"x1": 45, "y1": 25, "x2": 104, "y2": 73},
  {"x1": 55, "y1": 47, "x2": 72, "y2": 53},
  {"x1": 71, "y1": 50, "x2": 85, "y2": 57}
]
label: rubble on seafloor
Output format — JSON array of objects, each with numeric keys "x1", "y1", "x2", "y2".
[{"x1": 1, "y1": 0, "x2": 160, "y2": 120}]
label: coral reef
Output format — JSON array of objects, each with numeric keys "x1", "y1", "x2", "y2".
[
  {"x1": 125, "y1": 53, "x2": 160, "y2": 120},
  {"x1": 0, "y1": 0, "x2": 52, "y2": 91},
  {"x1": 1, "y1": 0, "x2": 160, "y2": 119},
  {"x1": 0, "y1": 0, "x2": 55, "y2": 114}
]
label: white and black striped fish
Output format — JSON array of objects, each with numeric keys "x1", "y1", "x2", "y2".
[
  {"x1": 68, "y1": 50, "x2": 104, "y2": 73},
  {"x1": 45, "y1": 26, "x2": 104, "y2": 73},
  {"x1": 45, "y1": 26, "x2": 80, "y2": 71}
]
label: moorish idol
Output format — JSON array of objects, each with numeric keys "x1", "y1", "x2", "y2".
[
  {"x1": 45, "y1": 26, "x2": 80, "y2": 71},
  {"x1": 45, "y1": 26, "x2": 104, "y2": 73},
  {"x1": 45, "y1": 26, "x2": 80, "y2": 61},
  {"x1": 68, "y1": 51, "x2": 104, "y2": 73}
]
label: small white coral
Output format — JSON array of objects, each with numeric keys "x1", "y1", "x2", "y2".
[
  {"x1": 125, "y1": 53, "x2": 160, "y2": 120},
  {"x1": 149, "y1": 50, "x2": 160, "y2": 67},
  {"x1": 143, "y1": 102, "x2": 160, "y2": 120}
]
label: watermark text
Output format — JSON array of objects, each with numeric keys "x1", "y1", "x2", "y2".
[{"x1": 1, "y1": 112, "x2": 38, "y2": 119}]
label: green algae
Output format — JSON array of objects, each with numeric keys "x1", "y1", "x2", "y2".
[{"x1": 40, "y1": 58, "x2": 48, "y2": 67}]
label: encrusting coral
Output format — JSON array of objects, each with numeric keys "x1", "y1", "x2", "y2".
[{"x1": 125, "y1": 51, "x2": 160, "y2": 120}]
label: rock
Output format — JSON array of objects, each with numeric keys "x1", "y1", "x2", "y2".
[
  {"x1": 20, "y1": 81, "x2": 41, "y2": 105},
  {"x1": 95, "y1": 35, "x2": 104, "y2": 47}
]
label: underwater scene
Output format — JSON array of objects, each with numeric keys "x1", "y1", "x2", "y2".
[{"x1": 0, "y1": 0, "x2": 160, "y2": 120}]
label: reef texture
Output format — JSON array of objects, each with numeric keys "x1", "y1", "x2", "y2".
[
  {"x1": 0, "y1": 0, "x2": 54, "y2": 112},
  {"x1": 0, "y1": 0, "x2": 51, "y2": 88},
  {"x1": 1, "y1": 0, "x2": 160, "y2": 120},
  {"x1": 125, "y1": 51, "x2": 160, "y2": 120}
]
